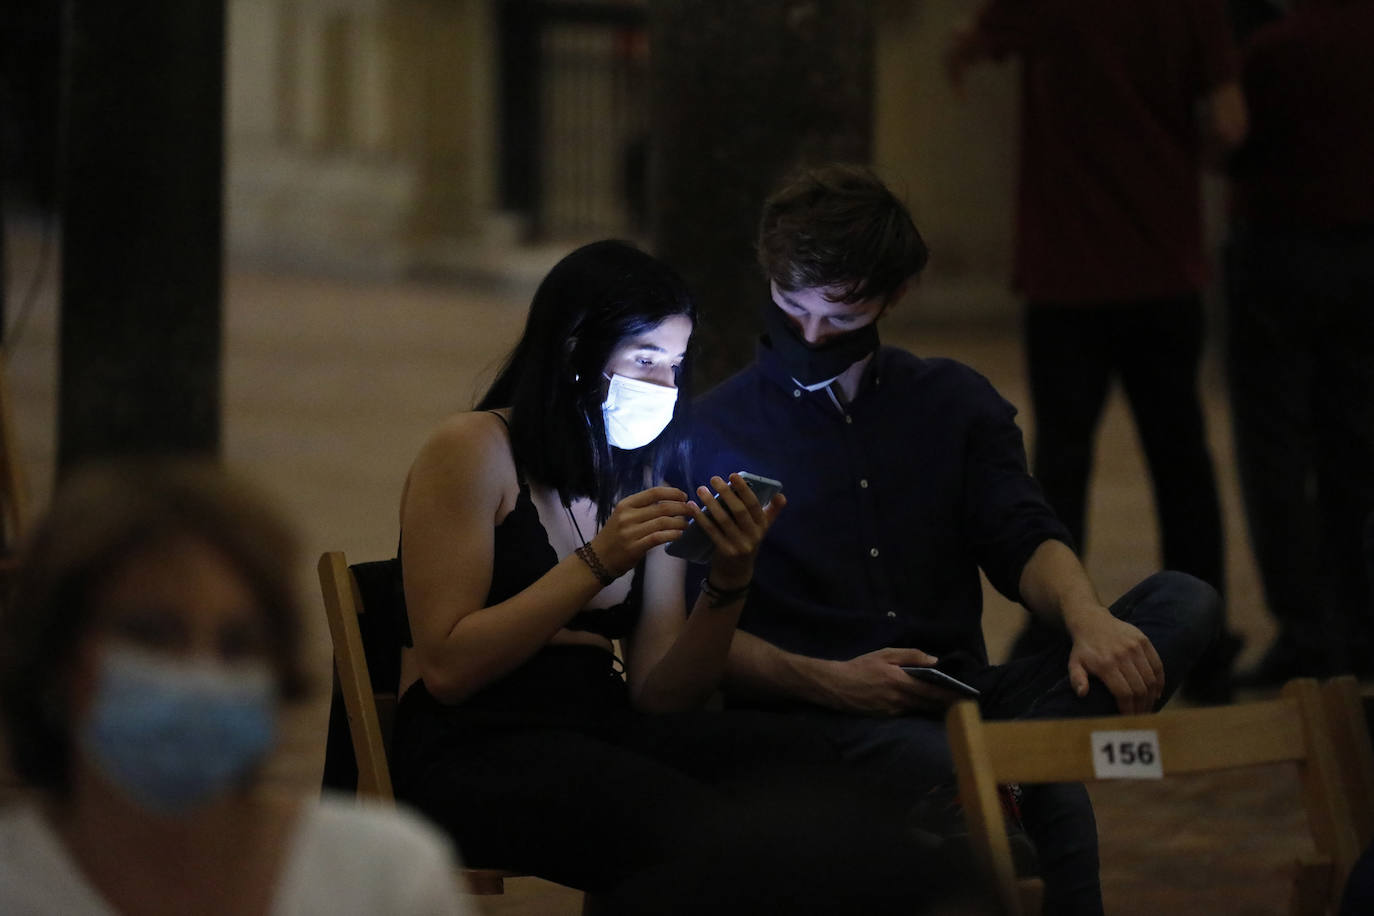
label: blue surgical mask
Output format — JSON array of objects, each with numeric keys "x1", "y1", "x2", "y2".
[{"x1": 78, "y1": 646, "x2": 277, "y2": 816}]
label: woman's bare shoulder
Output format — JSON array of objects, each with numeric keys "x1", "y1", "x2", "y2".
[
  {"x1": 415, "y1": 411, "x2": 510, "y2": 471},
  {"x1": 403, "y1": 411, "x2": 517, "y2": 520}
]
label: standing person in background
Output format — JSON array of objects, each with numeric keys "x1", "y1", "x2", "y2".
[
  {"x1": 1225, "y1": 0, "x2": 1374, "y2": 685},
  {"x1": 945, "y1": 0, "x2": 1248, "y2": 703},
  {"x1": 0, "y1": 460, "x2": 470, "y2": 916}
]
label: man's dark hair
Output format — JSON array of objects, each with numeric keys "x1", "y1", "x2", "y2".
[
  {"x1": 478, "y1": 240, "x2": 697, "y2": 524},
  {"x1": 0, "y1": 459, "x2": 310, "y2": 793},
  {"x1": 758, "y1": 164, "x2": 929, "y2": 305}
]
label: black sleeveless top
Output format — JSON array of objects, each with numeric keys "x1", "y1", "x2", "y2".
[
  {"x1": 400, "y1": 412, "x2": 643, "y2": 644},
  {"x1": 489, "y1": 468, "x2": 644, "y2": 639}
]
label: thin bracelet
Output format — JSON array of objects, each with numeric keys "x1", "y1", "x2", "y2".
[
  {"x1": 699, "y1": 577, "x2": 750, "y2": 608},
  {"x1": 575, "y1": 544, "x2": 616, "y2": 587}
]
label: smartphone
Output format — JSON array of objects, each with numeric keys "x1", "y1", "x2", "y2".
[
  {"x1": 901, "y1": 666, "x2": 981, "y2": 698},
  {"x1": 664, "y1": 472, "x2": 783, "y2": 563}
]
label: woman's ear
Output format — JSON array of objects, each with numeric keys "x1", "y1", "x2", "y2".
[{"x1": 563, "y1": 337, "x2": 579, "y2": 382}]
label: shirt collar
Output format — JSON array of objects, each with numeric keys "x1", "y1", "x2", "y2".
[{"x1": 755, "y1": 336, "x2": 884, "y2": 400}]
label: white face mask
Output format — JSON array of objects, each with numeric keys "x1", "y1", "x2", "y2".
[{"x1": 602, "y1": 373, "x2": 678, "y2": 450}]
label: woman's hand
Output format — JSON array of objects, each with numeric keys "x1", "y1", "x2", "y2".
[
  {"x1": 587, "y1": 486, "x2": 692, "y2": 579},
  {"x1": 624, "y1": 475, "x2": 785, "y2": 713},
  {"x1": 692, "y1": 473, "x2": 787, "y2": 588}
]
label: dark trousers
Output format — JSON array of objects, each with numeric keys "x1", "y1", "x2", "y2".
[
  {"x1": 391, "y1": 648, "x2": 832, "y2": 892},
  {"x1": 1225, "y1": 223, "x2": 1374, "y2": 673},
  {"x1": 780, "y1": 571, "x2": 1221, "y2": 916},
  {"x1": 1024, "y1": 297, "x2": 1225, "y2": 597},
  {"x1": 1342, "y1": 842, "x2": 1374, "y2": 916},
  {"x1": 390, "y1": 646, "x2": 981, "y2": 912}
]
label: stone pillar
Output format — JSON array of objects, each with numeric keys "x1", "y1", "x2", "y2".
[
  {"x1": 873, "y1": 0, "x2": 1019, "y2": 324},
  {"x1": 497, "y1": 0, "x2": 543, "y2": 236},
  {"x1": 650, "y1": 0, "x2": 874, "y2": 389},
  {"x1": 395, "y1": 0, "x2": 496, "y2": 245},
  {"x1": 59, "y1": 1, "x2": 224, "y2": 470},
  {"x1": 0, "y1": 204, "x2": 6, "y2": 346}
]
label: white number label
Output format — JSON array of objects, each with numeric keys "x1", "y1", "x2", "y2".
[{"x1": 1091, "y1": 729, "x2": 1163, "y2": 779}]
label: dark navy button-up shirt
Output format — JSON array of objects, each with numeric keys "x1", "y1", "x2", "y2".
[{"x1": 684, "y1": 340, "x2": 1070, "y2": 666}]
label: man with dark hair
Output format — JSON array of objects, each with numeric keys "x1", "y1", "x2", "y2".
[{"x1": 683, "y1": 164, "x2": 1221, "y2": 915}]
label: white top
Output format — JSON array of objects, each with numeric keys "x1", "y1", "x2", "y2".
[{"x1": 0, "y1": 795, "x2": 474, "y2": 916}]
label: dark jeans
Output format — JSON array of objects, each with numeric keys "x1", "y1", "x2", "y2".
[
  {"x1": 768, "y1": 571, "x2": 1221, "y2": 916},
  {"x1": 1342, "y1": 842, "x2": 1374, "y2": 916},
  {"x1": 390, "y1": 646, "x2": 975, "y2": 911},
  {"x1": 1024, "y1": 297, "x2": 1225, "y2": 597},
  {"x1": 1225, "y1": 223, "x2": 1374, "y2": 673}
]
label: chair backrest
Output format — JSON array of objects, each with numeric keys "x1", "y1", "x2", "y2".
[
  {"x1": 0, "y1": 353, "x2": 28, "y2": 550},
  {"x1": 946, "y1": 679, "x2": 1363, "y2": 916},
  {"x1": 318, "y1": 551, "x2": 395, "y2": 801},
  {"x1": 1322, "y1": 675, "x2": 1374, "y2": 847},
  {"x1": 317, "y1": 550, "x2": 530, "y2": 899}
]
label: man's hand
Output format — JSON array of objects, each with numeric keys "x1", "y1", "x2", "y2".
[
  {"x1": 1018, "y1": 540, "x2": 1164, "y2": 715},
  {"x1": 1065, "y1": 609, "x2": 1165, "y2": 715},
  {"x1": 815, "y1": 647, "x2": 965, "y2": 716}
]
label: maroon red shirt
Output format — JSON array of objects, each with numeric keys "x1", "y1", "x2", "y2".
[
  {"x1": 973, "y1": 0, "x2": 1238, "y2": 302},
  {"x1": 1231, "y1": 0, "x2": 1374, "y2": 230}
]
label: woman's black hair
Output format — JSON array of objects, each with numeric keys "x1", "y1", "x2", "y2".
[{"x1": 478, "y1": 240, "x2": 697, "y2": 524}]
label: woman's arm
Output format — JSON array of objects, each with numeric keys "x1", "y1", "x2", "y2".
[
  {"x1": 624, "y1": 474, "x2": 785, "y2": 713},
  {"x1": 401, "y1": 414, "x2": 690, "y2": 703}
]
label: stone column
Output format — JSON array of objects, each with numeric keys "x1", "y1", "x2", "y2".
[
  {"x1": 650, "y1": 0, "x2": 874, "y2": 389},
  {"x1": 59, "y1": 1, "x2": 224, "y2": 470},
  {"x1": 497, "y1": 0, "x2": 543, "y2": 237},
  {"x1": 0, "y1": 203, "x2": 6, "y2": 345}
]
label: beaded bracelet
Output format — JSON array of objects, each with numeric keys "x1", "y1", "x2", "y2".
[
  {"x1": 699, "y1": 577, "x2": 750, "y2": 608},
  {"x1": 575, "y1": 544, "x2": 616, "y2": 587}
]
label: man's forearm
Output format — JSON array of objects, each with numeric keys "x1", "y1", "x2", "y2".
[
  {"x1": 1017, "y1": 538, "x2": 1108, "y2": 635},
  {"x1": 726, "y1": 630, "x2": 840, "y2": 707}
]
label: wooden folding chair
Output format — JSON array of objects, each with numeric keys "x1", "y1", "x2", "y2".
[
  {"x1": 0, "y1": 353, "x2": 29, "y2": 590},
  {"x1": 318, "y1": 550, "x2": 582, "y2": 901},
  {"x1": 1321, "y1": 675, "x2": 1374, "y2": 848},
  {"x1": 947, "y1": 679, "x2": 1362, "y2": 916}
]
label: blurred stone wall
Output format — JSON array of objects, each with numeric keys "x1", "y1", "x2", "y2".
[
  {"x1": 874, "y1": 0, "x2": 1020, "y2": 323},
  {"x1": 224, "y1": 0, "x2": 1022, "y2": 319},
  {"x1": 226, "y1": 0, "x2": 496, "y2": 276}
]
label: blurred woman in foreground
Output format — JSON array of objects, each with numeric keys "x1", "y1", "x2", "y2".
[{"x1": 0, "y1": 460, "x2": 469, "y2": 915}]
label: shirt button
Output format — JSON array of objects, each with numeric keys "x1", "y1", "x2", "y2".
[
  {"x1": 792, "y1": 389, "x2": 802, "y2": 398},
  {"x1": 844, "y1": 415, "x2": 853, "y2": 424},
  {"x1": 886, "y1": 611, "x2": 897, "y2": 619},
  {"x1": 869, "y1": 547, "x2": 879, "y2": 558},
  {"x1": 859, "y1": 479, "x2": 869, "y2": 489}
]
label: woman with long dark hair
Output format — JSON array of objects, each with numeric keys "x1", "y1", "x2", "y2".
[{"x1": 391, "y1": 240, "x2": 805, "y2": 894}]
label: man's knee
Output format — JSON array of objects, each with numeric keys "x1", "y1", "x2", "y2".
[{"x1": 1117, "y1": 570, "x2": 1222, "y2": 659}]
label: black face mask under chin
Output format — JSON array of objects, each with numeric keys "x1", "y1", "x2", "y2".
[{"x1": 761, "y1": 300, "x2": 880, "y2": 388}]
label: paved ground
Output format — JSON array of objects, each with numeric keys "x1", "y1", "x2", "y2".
[{"x1": 2, "y1": 219, "x2": 1327, "y2": 913}]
